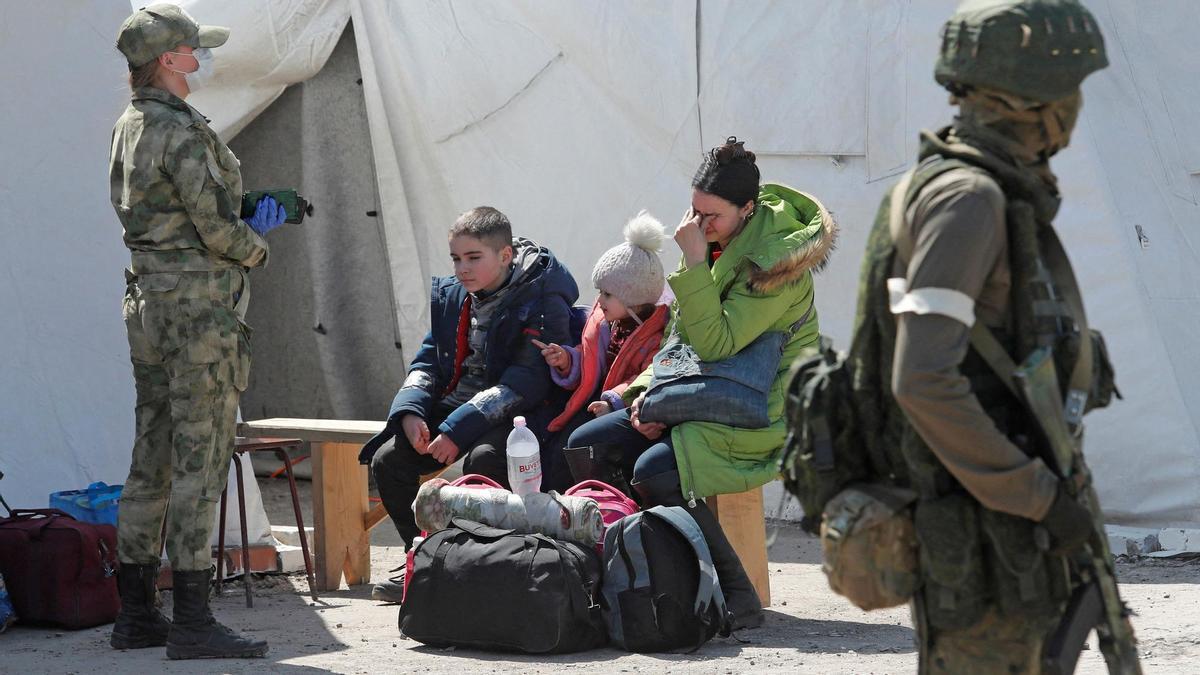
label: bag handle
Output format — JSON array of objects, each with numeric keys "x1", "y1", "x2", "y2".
[
  {"x1": 449, "y1": 474, "x2": 505, "y2": 490},
  {"x1": 4, "y1": 509, "x2": 74, "y2": 539},
  {"x1": 564, "y1": 480, "x2": 635, "y2": 504},
  {"x1": 86, "y1": 481, "x2": 110, "y2": 494},
  {"x1": 10, "y1": 508, "x2": 74, "y2": 520},
  {"x1": 447, "y1": 517, "x2": 515, "y2": 540}
]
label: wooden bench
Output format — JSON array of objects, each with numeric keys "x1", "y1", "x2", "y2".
[
  {"x1": 711, "y1": 488, "x2": 771, "y2": 607},
  {"x1": 238, "y1": 418, "x2": 456, "y2": 591},
  {"x1": 238, "y1": 418, "x2": 383, "y2": 591},
  {"x1": 239, "y1": 417, "x2": 771, "y2": 604}
]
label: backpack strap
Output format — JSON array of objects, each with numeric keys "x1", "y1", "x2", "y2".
[
  {"x1": 646, "y1": 506, "x2": 727, "y2": 619},
  {"x1": 967, "y1": 230, "x2": 1093, "y2": 435},
  {"x1": 616, "y1": 516, "x2": 653, "y2": 589},
  {"x1": 887, "y1": 155, "x2": 1094, "y2": 432},
  {"x1": 448, "y1": 517, "x2": 515, "y2": 540},
  {"x1": 887, "y1": 169, "x2": 916, "y2": 262}
]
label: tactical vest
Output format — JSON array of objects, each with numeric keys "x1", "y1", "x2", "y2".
[{"x1": 849, "y1": 130, "x2": 1077, "y2": 629}]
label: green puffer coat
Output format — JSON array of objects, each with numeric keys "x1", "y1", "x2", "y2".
[{"x1": 625, "y1": 183, "x2": 837, "y2": 501}]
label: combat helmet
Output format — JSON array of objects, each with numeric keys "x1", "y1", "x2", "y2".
[{"x1": 935, "y1": 0, "x2": 1108, "y2": 103}]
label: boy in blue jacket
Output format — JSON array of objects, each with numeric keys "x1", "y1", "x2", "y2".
[{"x1": 358, "y1": 206, "x2": 578, "y2": 601}]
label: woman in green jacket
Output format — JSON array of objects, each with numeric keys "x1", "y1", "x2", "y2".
[{"x1": 568, "y1": 138, "x2": 836, "y2": 628}]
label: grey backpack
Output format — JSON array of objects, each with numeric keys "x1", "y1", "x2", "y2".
[{"x1": 600, "y1": 506, "x2": 730, "y2": 652}]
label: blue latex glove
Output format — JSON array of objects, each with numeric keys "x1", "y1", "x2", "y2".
[{"x1": 243, "y1": 195, "x2": 287, "y2": 235}]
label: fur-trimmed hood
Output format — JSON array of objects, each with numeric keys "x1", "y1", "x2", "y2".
[{"x1": 736, "y1": 184, "x2": 838, "y2": 294}]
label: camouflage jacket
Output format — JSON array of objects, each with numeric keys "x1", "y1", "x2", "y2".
[{"x1": 109, "y1": 87, "x2": 267, "y2": 273}]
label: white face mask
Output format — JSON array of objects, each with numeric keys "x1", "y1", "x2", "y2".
[{"x1": 166, "y1": 48, "x2": 214, "y2": 89}]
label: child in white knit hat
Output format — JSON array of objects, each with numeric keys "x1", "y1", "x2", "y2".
[{"x1": 532, "y1": 211, "x2": 671, "y2": 492}]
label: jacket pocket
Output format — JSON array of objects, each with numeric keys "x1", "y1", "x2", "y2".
[
  {"x1": 138, "y1": 273, "x2": 181, "y2": 293},
  {"x1": 979, "y1": 509, "x2": 1069, "y2": 618},
  {"x1": 233, "y1": 319, "x2": 252, "y2": 391},
  {"x1": 914, "y1": 494, "x2": 988, "y2": 630},
  {"x1": 171, "y1": 274, "x2": 238, "y2": 365}
]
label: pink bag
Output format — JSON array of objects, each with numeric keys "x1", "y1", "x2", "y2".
[
  {"x1": 563, "y1": 480, "x2": 639, "y2": 553},
  {"x1": 448, "y1": 474, "x2": 504, "y2": 490},
  {"x1": 405, "y1": 474, "x2": 505, "y2": 602}
]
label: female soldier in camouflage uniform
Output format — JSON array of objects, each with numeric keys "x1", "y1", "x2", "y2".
[{"x1": 108, "y1": 4, "x2": 285, "y2": 660}]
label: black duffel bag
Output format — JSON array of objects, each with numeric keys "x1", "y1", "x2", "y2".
[{"x1": 398, "y1": 518, "x2": 607, "y2": 653}]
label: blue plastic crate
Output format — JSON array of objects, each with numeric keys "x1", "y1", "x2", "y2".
[{"x1": 49, "y1": 482, "x2": 122, "y2": 526}]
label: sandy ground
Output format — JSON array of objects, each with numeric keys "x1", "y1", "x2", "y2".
[{"x1": 5, "y1": 478, "x2": 1199, "y2": 674}]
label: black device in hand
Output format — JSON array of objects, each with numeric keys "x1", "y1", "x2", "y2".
[{"x1": 241, "y1": 189, "x2": 314, "y2": 224}]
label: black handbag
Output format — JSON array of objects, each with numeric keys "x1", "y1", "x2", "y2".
[{"x1": 399, "y1": 518, "x2": 607, "y2": 653}]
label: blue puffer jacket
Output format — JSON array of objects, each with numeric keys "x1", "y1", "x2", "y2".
[{"x1": 388, "y1": 238, "x2": 579, "y2": 449}]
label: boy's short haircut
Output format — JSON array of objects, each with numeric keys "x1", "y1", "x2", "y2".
[{"x1": 449, "y1": 206, "x2": 513, "y2": 251}]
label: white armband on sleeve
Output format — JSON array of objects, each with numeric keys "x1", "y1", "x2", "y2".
[{"x1": 887, "y1": 278, "x2": 976, "y2": 327}]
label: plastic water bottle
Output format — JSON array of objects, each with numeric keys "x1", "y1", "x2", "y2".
[{"x1": 506, "y1": 416, "x2": 542, "y2": 496}]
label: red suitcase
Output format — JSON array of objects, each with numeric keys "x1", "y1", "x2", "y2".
[{"x1": 0, "y1": 509, "x2": 120, "y2": 628}]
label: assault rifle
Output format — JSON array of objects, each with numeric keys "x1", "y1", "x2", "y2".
[
  {"x1": 1010, "y1": 346, "x2": 1140, "y2": 675},
  {"x1": 969, "y1": 229, "x2": 1141, "y2": 675}
]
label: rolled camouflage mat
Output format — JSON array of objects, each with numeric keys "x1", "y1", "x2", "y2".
[{"x1": 412, "y1": 479, "x2": 605, "y2": 546}]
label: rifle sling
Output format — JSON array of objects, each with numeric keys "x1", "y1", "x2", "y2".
[
  {"x1": 885, "y1": 162, "x2": 1093, "y2": 420},
  {"x1": 967, "y1": 229, "x2": 1094, "y2": 426},
  {"x1": 1041, "y1": 229, "x2": 1093, "y2": 428}
]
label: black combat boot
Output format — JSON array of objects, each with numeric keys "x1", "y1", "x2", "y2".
[
  {"x1": 110, "y1": 563, "x2": 172, "y2": 649},
  {"x1": 633, "y1": 471, "x2": 765, "y2": 630},
  {"x1": 165, "y1": 568, "x2": 268, "y2": 660},
  {"x1": 562, "y1": 444, "x2": 632, "y2": 497}
]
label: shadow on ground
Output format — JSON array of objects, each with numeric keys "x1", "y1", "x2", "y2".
[
  {"x1": 4, "y1": 579, "x2": 346, "y2": 674},
  {"x1": 406, "y1": 610, "x2": 915, "y2": 666}
]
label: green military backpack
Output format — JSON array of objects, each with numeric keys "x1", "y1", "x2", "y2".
[
  {"x1": 779, "y1": 338, "x2": 872, "y2": 534},
  {"x1": 780, "y1": 339, "x2": 920, "y2": 611}
]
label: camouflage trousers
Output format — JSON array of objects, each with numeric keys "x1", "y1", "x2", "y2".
[
  {"x1": 118, "y1": 269, "x2": 250, "y2": 571},
  {"x1": 915, "y1": 601, "x2": 1061, "y2": 674}
]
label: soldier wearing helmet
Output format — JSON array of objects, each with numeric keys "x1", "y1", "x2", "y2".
[{"x1": 849, "y1": 1, "x2": 1136, "y2": 672}]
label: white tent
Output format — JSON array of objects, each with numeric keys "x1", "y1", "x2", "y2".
[{"x1": 2, "y1": 0, "x2": 1197, "y2": 528}]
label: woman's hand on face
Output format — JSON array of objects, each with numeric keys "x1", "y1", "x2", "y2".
[
  {"x1": 630, "y1": 393, "x2": 666, "y2": 440},
  {"x1": 674, "y1": 208, "x2": 708, "y2": 269}
]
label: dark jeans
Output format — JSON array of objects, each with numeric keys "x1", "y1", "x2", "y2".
[
  {"x1": 372, "y1": 403, "x2": 509, "y2": 546},
  {"x1": 567, "y1": 409, "x2": 678, "y2": 486}
]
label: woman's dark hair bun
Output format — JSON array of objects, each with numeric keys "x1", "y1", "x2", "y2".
[
  {"x1": 711, "y1": 136, "x2": 757, "y2": 166},
  {"x1": 692, "y1": 136, "x2": 761, "y2": 208}
]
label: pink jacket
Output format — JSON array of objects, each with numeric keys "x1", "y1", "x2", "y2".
[{"x1": 547, "y1": 300, "x2": 669, "y2": 432}]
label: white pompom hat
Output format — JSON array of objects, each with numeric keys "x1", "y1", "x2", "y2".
[{"x1": 591, "y1": 210, "x2": 666, "y2": 307}]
